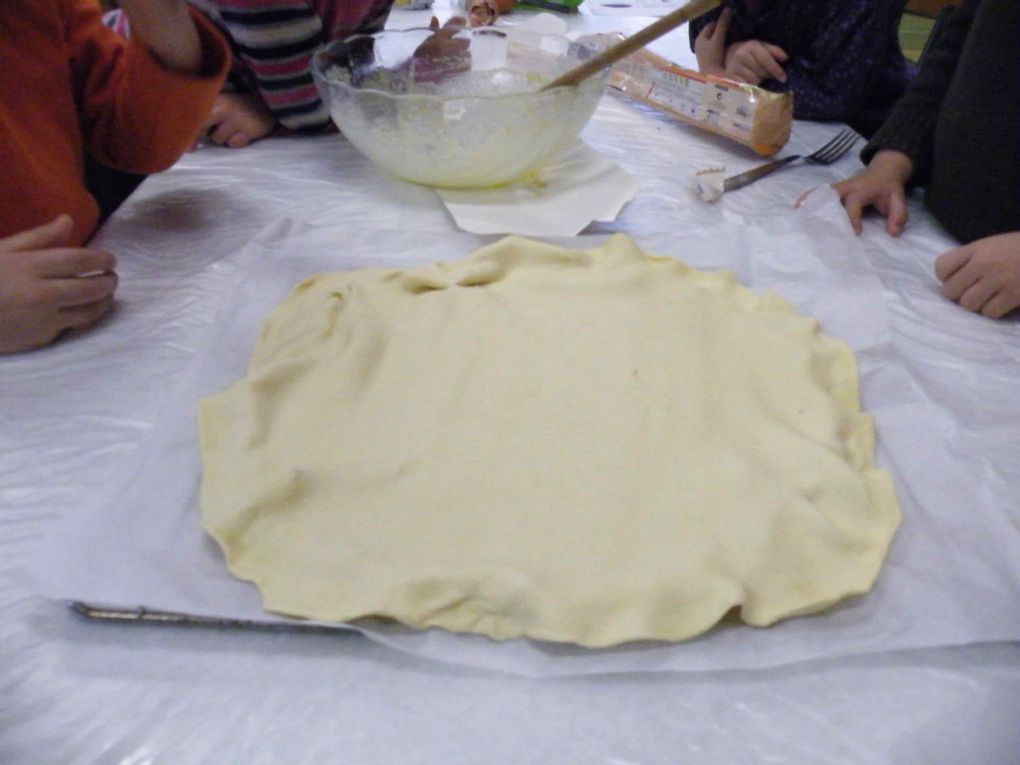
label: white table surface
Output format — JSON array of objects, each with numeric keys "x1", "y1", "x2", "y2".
[{"x1": 3, "y1": 6, "x2": 1019, "y2": 764}]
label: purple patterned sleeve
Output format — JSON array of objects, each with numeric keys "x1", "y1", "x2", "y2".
[
  {"x1": 687, "y1": 0, "x2": 908, "y2": 132},
  {"x1": 775, "y1": 1, "x2": 903, "y2": 122}
]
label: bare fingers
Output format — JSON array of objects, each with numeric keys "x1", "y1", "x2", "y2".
[
  {"x1": 886, "y1": 191, "x2": 908, "y2": 237},
  {"x1": 940, "y1": 257, "x2": 982, "y2": 302},
  {"x1": 841, "y1": 192, "x2": 865, "y2": 235},
  {"x1": 208, "y1": 120, "x2": 258, "y2": 148},
  {"x1": 955, "y1": 272, "x2": 1020, "y2": 318},
  {"x1": 935, "y1": 235, "x2": 1020, "y2": 318},
  {"x1": 934, "y1": 247, "x2": 971, "y2": 283},
  {"x1": 875, "y1": 187, "x2": 908, "y2": 237},
  {"x1": 727, "y1": 41, "x2": 786, "y2": 84},
  {"x1": 209, "y1": 118, "x2": 237, "y2": 147},
  {"x1": 206, "y1": 93, "x2": 277, "y2": 147},
  {"x1": 0, "y1": 238, "x2": 118, "y2": 353},
  {"x1": 36, "y1": 247, "x2": 116, "y2": 278},
  {"x1": 832, "y1": 178, "x2": 907, "y2": 237},
  {"x1": 957, "y1": 276, "x2": 999, "y2": 313},
  {"x1": 226, "y1": 131, "x2": 255, "y2": 149},
  {"x1": 728, "y1": 60, "x2": 759, "y2": 84},
  {"x1": 763, "y1": 43, "x2": 789, "y2": 64},
  {"x1": 748, "y1": 43, "x2": 787, "y2": 82},
  {"x1": 59, "y1": 295, "x2": 117, "y2": 331},
  {"x1": 979, "y1": 289, "x2": 1020, "y2": 319},
  {"x1": 48, "y1": 272, "x2": 119, "y2": 308}
]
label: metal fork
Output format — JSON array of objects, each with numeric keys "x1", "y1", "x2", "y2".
[{"x1": 722, "y1": 129, "x2": 859, "y2": 193}]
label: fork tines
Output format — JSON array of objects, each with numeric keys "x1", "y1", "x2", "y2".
[{"x1": 809, "y1": 128, "x2": 859, "y2": 165}]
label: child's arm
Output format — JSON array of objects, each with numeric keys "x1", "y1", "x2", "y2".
[
  {"x1": 832, "y1": 0, "x2": 978, "y2": 236},
  {"x1": 210, "y1": 0, "x2": 391, "y2": 134},
  {"x1": 766, "y1": 0, "x2": 903, "y2": 122},
  {"x1": 858, "y1": 0, "x2": 977, "y2": 185},
  {"x1": 118, "y1": 0, "x2": 203, "y2": 75},
  {"x1": 212, "y1": 1, "x2": 329, "y2": 132},
  {"x1": 0, "y1": 216, "x2": 118, "y2": 355},
  {"x1": 68, "y1": 0, "x2": 230, "y2": 174}
]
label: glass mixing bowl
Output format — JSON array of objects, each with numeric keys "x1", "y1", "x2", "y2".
[{"x1": 311, "y1": 26, "x2": 608, "y2": 189}]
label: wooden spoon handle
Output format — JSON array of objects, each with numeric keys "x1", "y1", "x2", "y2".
[{"x1": 539, "y1": 0, "x2": 722, "y2": 92}]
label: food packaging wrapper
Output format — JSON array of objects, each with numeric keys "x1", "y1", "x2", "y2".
[{"x1": 578, "y1": 33, "x2": 793, "y2": 156}]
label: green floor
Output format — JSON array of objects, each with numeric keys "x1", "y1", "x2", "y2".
[{"x1": 900, "y1": 13, "x2": 936, "y2": 63}]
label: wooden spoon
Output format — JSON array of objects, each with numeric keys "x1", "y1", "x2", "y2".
[{"x1": 539, "y1": 0, "x2": 722, "y2": 91}]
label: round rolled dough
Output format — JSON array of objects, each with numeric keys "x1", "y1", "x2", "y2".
[{"x1": 199, "y1": 234, "x2": 900, "y2": 647}]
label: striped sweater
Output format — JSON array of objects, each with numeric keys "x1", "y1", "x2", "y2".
[{"x1": 107, "y1": 0, "x2": 393, "y2": 131}]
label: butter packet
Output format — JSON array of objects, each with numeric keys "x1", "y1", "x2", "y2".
[{"x1": 577, "y1": 34, "x2": 793, "y2": 157}]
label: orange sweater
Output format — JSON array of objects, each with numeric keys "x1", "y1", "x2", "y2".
[{"x1": 0, "y1": 1, "x2": 230, "y2": 245}]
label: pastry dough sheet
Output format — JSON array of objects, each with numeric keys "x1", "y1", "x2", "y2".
[{"x1": 199, "y1": 234, "x2": 900, "y2": 647}]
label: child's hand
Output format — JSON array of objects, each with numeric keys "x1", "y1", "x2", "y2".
[
  {"x1": 935, "y1": 232, "x2": 1020, "y2": 319},
  {"x1": 0, "y1": 216, "x2": 118, "y2": 354},
  {"x1": 723, "y1": 39, "x2": 788, "y2": 85},
  {"x1": 693, "y1": 8, "x2": 732, "y2": 78},
  {"x1": 832, "y1": 150, "x2": 914, "y2": 236},
  {"x1": 204, "y1": 93, "x2": 278, "y2": 149},
  {"x1": 119, "y1": 0, "x2": 203, "y2": 75},
  {"x1": 411, "y1": 17, "x2": 470, "y2": 83}
]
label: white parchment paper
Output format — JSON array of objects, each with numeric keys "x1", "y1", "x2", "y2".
[{"x1": 438, "y1": 143, "x2": 640, "y2": 235}]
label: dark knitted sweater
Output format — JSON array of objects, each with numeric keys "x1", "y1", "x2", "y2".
[
  {"x1": 689, "y1": 0, "x2": 909, "y2": 136},
  {"x1": 862, "y1": 0, "x2": 1020, "y2": 244}
]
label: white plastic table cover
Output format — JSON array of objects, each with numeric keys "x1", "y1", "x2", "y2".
[{"x1": 3, "y1": 7, "x2": 1019, "y2": 764}]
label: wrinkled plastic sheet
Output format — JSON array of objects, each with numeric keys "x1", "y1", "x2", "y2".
[
  {"x1": 24, "y1": 189, "x2": 1020, "y2": 678},
  {"x1": 4, "y1": 15, "x2": 1020, "y2": 763}
]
